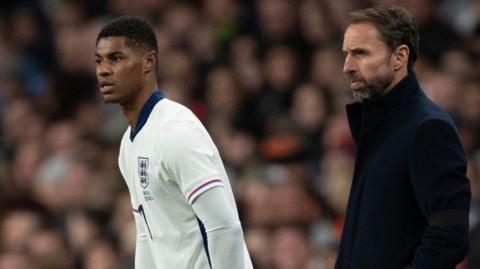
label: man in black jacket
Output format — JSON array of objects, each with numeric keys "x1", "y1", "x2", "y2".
[{"x1": 335, "y1": 6, "x2": 471, "y2": 269}]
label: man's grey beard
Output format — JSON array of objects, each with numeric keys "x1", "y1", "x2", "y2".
[{"x1": 352, "y1": 71, "x2": 394, "y2": 102}]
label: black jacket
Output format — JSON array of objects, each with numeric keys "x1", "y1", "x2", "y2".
[{"x1": 335, "y1": 72, "x2": 471, "y2": 269}]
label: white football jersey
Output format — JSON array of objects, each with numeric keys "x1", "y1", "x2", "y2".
[{"x1": 118, "y1": 92, "x2": 251, "y2": 269}]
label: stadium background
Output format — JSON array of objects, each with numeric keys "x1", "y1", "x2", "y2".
[{"x1": 0, "y1": 0, "x2": 479, "y2": 268}]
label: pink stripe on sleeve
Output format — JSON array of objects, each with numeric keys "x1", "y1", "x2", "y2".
[{"x1": 187, "y1": 179, "x2": 223, "y2": 201}]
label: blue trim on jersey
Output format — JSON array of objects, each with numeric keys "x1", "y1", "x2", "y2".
[
  {"x1": 130, "y1": 90, "x2": 164, "y2": 141},
  {"x1": 197, "y1": 218, "x2": 212, "y2": 269}
]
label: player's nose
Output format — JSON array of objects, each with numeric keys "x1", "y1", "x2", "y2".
[
  {"x1": 343, "y1": 55, "x2": 356, "y2": 74},
  {"x1": 96, "y1": 62, "x2": 112, "y2": 77}
]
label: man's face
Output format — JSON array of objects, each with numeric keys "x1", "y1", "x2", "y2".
[
  {"x1": 95, "y1": 36, "x2": 144, "y2": 104},
  {"x1": 342, "y1": 23, "x2": 395, "y2": 102}
]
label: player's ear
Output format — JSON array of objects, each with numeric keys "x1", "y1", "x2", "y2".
[
  {"x1": 143, "y1": 51, "x2": 157, "y2": 74},
  {"x1": 392, "y1": 44, "x2": 409, "y2": 72}
]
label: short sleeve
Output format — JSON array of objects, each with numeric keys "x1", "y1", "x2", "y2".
[{"x1": 162, "y1": 121, "x2": 224, "y2": 204}]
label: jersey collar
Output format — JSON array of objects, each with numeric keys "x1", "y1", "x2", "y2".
[{"x1": 130, "y1": 90, "x2": 164, "y2": 141}]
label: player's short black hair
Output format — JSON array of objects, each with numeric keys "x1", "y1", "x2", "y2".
[{"x1": 96, "y1": 16, "x2": 158, "y2": 52}]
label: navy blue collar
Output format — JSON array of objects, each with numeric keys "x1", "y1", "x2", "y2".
[{"x1": 130, "y1": 90, "x2": 164, "y2": 141}]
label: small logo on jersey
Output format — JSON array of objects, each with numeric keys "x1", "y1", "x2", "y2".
[{"x1": 138, "y1": 157, "x2": 149, "y2": 189}]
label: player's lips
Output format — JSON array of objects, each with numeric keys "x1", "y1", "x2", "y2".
[
  {"x1": 351, "y1": 81, "x2": 363, "y2": 89},
  {"x1": 349, "y1": 77, "x2": 364, "y2": 90},
  {"x1": 99, "y1": 81, "x2": 115, "y2": 92}
]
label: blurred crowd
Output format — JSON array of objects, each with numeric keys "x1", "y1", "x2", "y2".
[{"x1": 0, "y1": 0, "x2": 479, "y2": 268}]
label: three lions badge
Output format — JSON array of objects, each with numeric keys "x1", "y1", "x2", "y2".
[{"x1": 138, "y1": 157, "x2": 149, "y2": 189}]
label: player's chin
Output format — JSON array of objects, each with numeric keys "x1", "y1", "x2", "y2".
[{"x1": 100, "y1": 93, "x2": 120, "y2": 104}]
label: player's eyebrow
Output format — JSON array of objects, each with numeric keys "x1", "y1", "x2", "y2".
[
  {"x1": 343, "y1": 47, "x2": 369, "y2": 55},
  {"x1": 351, "y1": 48, "x2": 369, "y2": 54},
  {"x1": 95, "y1": 51, "x2": 124, "y2": 58}
]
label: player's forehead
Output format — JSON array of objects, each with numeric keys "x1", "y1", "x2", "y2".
[
  {"x1": 342, "y1": 23, "x2": 384, "y2": 51},
  {"x1": 96, "y1": 36, "x2": 131, "y2": 55}
]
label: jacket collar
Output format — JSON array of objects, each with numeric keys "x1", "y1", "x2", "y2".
[{"x1": 346, "y1": 72, "x2": 421, "y2": 143}]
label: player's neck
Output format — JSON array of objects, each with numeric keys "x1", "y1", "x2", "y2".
[{"x1": 122, "y1": 82, "x2": 158, "y2": 130}]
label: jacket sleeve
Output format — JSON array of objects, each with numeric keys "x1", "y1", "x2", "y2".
[{"x1": 406, "y1": 118, "x2": 471, "y2": 269}]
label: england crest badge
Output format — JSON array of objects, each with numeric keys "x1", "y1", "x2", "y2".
[{"x1": 138, "y1": 157, "x2": 149, "y2": 189}]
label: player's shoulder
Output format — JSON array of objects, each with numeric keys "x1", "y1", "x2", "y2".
[
  {"x1": 150, "y1": 99, "x2": 198, "y2": 126},
  {"x1": 155, "y1": 99, "x2": 210, "y2": 148},
  {"x1": 410, "y1": 93, "x2": 456, "y2": 130},
  {"x1": 137, "y1": 99, "x2": 219, "y2": 170}
]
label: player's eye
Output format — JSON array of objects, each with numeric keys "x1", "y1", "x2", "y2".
[
  {"x1": 109, "y1": 55, "x2": 123, "y2": 63},
  {"x1": 353, "y1": 49, "x2": 368, "y2": 56}
]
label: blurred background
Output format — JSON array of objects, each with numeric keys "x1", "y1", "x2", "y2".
[{"x1": 0, "y1": 0, "x2": 479, "y2": 268}]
